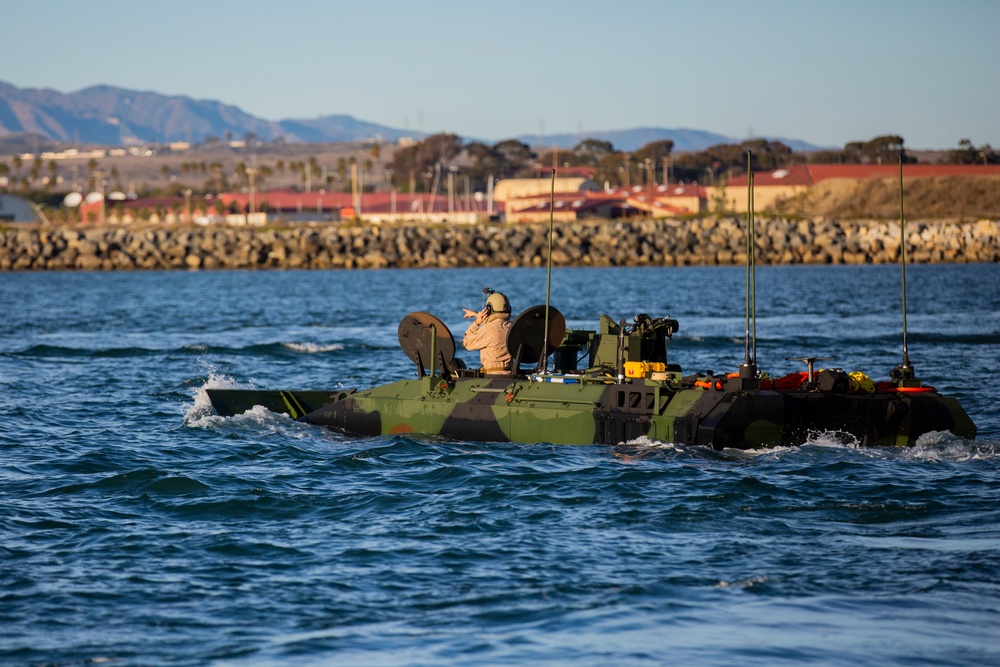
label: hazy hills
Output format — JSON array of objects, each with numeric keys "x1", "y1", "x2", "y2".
[
  {"x1": 0, "y1": 81, "x2": 821, "y2": 152},
  {"x1": 0, "y1": 81, "x2": 413, "y2": 147}
]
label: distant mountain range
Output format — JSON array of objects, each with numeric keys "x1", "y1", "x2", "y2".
[
  {"x1": 0, "y1": 81, "x2": 823, "y2": 152},
  {"x1": 0, "y1": 81, "x2": 416, "y2": 147}
]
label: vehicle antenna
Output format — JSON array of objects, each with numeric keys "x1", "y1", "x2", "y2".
[
  {"x1": 898, "y1": 154, "x2": 913, "y2": 377},
  {"x1": 751, "y1": 169, "x2": 758, "y2": 366},
  {"x1": 744, "y1": 154, "x2": 751, "y2": 365},
  {"x1": 741, "y1": 151, "x2": 757, "y2": 378},
  {"x1": 540, "y1": 169, "x2": 556, "y2": 372}
]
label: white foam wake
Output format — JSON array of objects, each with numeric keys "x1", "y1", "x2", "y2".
[
  {"x1": 184, "y1": 370, "x2": 253, "y2": 426},
  {"x1": 282, "y1": 342, "x2": 345, "y2": 354}
]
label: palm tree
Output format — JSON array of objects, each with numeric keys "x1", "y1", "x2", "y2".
[
  {"x1": 87, "y1": 164, "x2": 98, "y2": 190},
  {"x1": 47, "y1": 160, "x2": 59, "y2": 190},
  {"x1": 307, "y1": 156, "x2": 320, "y2": 191},
  {"x1": 235, "y1": 161, "x2": 248, "y2": 188},
  {"x1": 30, "y1": 156, "x2": 43, "y2": 186},
  {"x1": 12, "y1": 155, "x2": 23, "y2": 190},
  {"x1": 259, "y1": 164, "x2": 273, "y2": 189}
]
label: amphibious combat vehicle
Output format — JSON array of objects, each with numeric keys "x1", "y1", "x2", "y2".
[
  {"x1": 206, "y1": 304, "x2": 976, "y2": 449},
  {"x1": 205, "y1": 157, "x2": 976, "y2": 449}
]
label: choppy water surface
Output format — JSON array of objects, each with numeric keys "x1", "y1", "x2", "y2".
[{"x1": 2, "y1": 264, "x2": 999, "y2": 666}]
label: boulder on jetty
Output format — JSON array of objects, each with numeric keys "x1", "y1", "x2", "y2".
[{"x1": 1, "y1": 218, "x2": 997, "y2": 271}]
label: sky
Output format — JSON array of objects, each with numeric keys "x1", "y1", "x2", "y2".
[{"x1": 3, "y1": 0, "x2": 998, "y2": 150}]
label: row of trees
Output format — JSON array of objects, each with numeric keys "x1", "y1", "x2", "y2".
[
  {"x1": 0, "y1": 155, "x2": 124, "y2": 194},
  {"x1": 942, "y1": 138, "x2": 996, "y2": 165},
  {"x1": 385, "y1": 133, "x2": 998, "y2": 193},
  {"x1": 0, "y1": 155, "x2": 64, "y2": 192},
  {"x1": 386, "y1": 133, "x2": 688, "y2": 192},
  {"x1": 386, "y1": 134, "x2": 532, "y2": 193},
  {"x1": 0, "y1": 151, "x2": 383, "y2": 201}
]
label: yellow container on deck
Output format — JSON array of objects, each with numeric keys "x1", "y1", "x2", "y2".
[{"x1": 624, "y1": 361, "x2": 666, "y2": 378}]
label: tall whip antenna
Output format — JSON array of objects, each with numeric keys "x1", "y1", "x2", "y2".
[
  {"x1": 898, "y1": 154, "x2": 912, "y2": 375},
  {"x1": 744, "y1": 153, "x2": 751, "y2": 366},
  {"x1": 540, "y1": 169, "x2": 556, "y2": 372},
  {"x1": 751, "y1": 169, "x2": 757, "y2": 365},
  {"x1": 741, "y1": 150, "x2": 757, "y2": 378}
]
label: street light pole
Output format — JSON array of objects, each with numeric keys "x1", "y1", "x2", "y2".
[
  {"x1": 448, "y1": 166, "x2": 457, "y2": 215},
  {"x1": 247, "y1": 167, "x2": 256, "y2": 215}
]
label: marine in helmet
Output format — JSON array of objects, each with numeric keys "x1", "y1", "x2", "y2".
[{"x1": 462, "y1": 289, "x2": 513, "y2": 376}]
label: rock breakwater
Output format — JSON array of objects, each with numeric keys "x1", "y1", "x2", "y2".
[{"x1": 1, "y1": 218, "x2": 997, "y2": 271}]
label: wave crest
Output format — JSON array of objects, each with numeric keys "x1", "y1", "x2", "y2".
[
  {"x1": 282, "y1": 342, "x2": 345, "y2": 354},
  {"x1": 184, "y1": 370, "x2": 253, "y2": 426}
]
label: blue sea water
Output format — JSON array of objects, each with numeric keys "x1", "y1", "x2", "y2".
[{"x1": 1, "y1": 263, "x2": 999, "y2": 666}]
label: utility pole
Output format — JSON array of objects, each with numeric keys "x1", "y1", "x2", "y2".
[
  {"x1": 487, "y1": 175, "x2": 494, "y2": 217},
  {"x1": 351, "y1": 160, "x2": 361, "y2": 214}
]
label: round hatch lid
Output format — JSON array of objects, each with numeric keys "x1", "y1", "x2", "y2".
[
  {"x1": 397, "y1": 312, "x2": 456, "y2": 371},
  {"x1": 506, "y1": 305, "x2": 566, "y2": 364}
]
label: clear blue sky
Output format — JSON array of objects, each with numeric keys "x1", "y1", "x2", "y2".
[{"x1": 4, "y1": 0, "x2": 997, "y2": 149}]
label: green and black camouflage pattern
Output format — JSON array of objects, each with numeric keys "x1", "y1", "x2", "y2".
[
  {"x1": 206, "y1": 310, "x2": 976, "y2": 449},
  {"x1": 208, "y1": 374, "x2": 975, "y2": 449}
]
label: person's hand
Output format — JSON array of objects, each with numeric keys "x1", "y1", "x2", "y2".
[{"x1": 463, "y1": 307, "x2": 488, "y2": 325}]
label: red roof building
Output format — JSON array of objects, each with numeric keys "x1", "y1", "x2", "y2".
[
  {"x1": 219, "y1": 189, "x2": 502, "y2": 224},
  {"x1": 505, "y1": 192, "x2": 623, "y2": 223}
]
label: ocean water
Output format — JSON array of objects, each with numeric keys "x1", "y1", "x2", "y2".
[{"x1": 1, "y1": 263, "x2": 999, "y2": 666}]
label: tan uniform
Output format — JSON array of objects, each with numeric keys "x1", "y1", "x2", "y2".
[{"x1": 462, "y1": 314, "x2": 513, "y2": 374}]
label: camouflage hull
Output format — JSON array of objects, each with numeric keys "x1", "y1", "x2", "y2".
[{"x1": 208, "y1": 375, "x2": 976, "y2": 449}]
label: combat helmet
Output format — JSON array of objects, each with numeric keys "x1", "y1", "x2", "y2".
[{"x1": 485, "y1": 292, "x2": 511, "y2": 315}]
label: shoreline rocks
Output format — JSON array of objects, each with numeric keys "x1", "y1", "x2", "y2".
[{"x1": 1, "y1": 218, "x2": 997, "y2": 271}]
